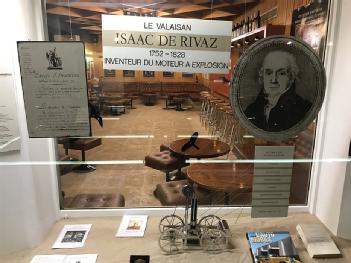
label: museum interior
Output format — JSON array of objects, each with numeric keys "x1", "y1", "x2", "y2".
[
  {"x1": 47, "y1": 0, "x2": 319, "y2": 209},
  {"x1": 1, "y1": 0, "x2": 351, "y2": 262}
]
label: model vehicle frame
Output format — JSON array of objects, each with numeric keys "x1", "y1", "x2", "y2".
[{"x1": 158, "y1": 184, "x2": 230, "y2": 254}]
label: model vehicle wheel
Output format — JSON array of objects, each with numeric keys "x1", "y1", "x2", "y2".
[
  {"x1": 200, "y1": 228, "x2": 228, "y2": 253},
  {"x1": 159, "y1": 214, "x2": 184, "y2": 233},
  {"x1": 159, "y1": 228, "x2": 184, "y2": 254},
  {"x1": 198, "y1": 215, "x2": 221, "y2": 231}
]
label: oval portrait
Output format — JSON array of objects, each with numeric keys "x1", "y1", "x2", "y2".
[{"x1": 230, "y1": 35, "x2": 326, "y2": 141}]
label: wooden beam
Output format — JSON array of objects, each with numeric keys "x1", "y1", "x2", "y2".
[
  {"x1": 202, "y1": 10, "x2": 236, "y2": 19},
  {"x1": 109, "y1": 10, "x2": 124, "y2": 16},
  {"x1": 157, "y1": 11, "x2": 173, "y2": 17},
  {"x1": 84, "y1": 14, "x2": 101, "y2": 21},
  {"x1": 66, "y1": 5, "x2": 108, "y2": 13},
  {"x1": 81, "y1": 25, "x2": 101, "y2": 31},
  {"x1": 46, "y1": 7, "x2": 82, "y2": 17},
  {"x1": 174, "y1": 4, "x2": 209, "y2": 15}
]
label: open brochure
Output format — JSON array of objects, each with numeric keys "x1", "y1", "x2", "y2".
[
  {"x1": 52, "y1": 224, "x2": 92, "y2": 249},
  {"x1": 116, "y1": 215, "x2": 148, "y2": 237},
  {"x1": 30, "y1": 254, "x2": 98, "y2": 263}
]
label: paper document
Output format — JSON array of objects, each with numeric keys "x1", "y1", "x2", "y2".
[
  {"x1": 116, "y1": 215, "x2": 148, "y2": 237},
  {"x1": 30, "y1": 254, "x2": 98, "y2": 263},
  {"x1": 296, "y1": 224, "x2": 341, "y2": 258},
  {"x1": 52, "y1": 224, "x2": 92, "y2": 249}
]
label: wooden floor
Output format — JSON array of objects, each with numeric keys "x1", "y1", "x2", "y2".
[{"x1": 59, "y1": 99, "x2": 238, "y2": 208}]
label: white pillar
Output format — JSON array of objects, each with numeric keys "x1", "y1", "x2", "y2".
[
  {"x1": 0, "y1": 0, "x2": 59, "y2": 255},
  {"x1": 311, "y1": 0, "x2": 351, "y2": 238}
]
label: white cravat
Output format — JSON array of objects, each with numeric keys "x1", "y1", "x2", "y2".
[
  {"x1": 263, "y1": 82, "x2": 293, "y2": 122},
  {"x1": 264, "y1": 94, "x2": 281, "y2": 122}
]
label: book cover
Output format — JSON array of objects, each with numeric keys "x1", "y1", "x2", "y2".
[{"x1": 246, "y1": 231, "x2": 301, "y2": 263}]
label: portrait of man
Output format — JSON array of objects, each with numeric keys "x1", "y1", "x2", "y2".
[
  {"x1": 244, "y1": 50, "x2": 312, "y2": 132},
  {"x1": 231, "y1": 36, "x2": 325, "y2": 141}
]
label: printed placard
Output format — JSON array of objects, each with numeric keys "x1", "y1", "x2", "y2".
[
  {"x1": 254, "y1": 146, "x2": 295, "y2": 168},
  {"x1": 251, "y1": 146, "x2": 295, "y2": 218},
  {"x1": 102, "y1": 15, "x2": 232, "y2": 73},
  {"x1": 17, "y1": 42, "x2": 90, "y2": 138},
  {"x1": 251, "y1": 206, "x2": 289, "y2": 218}
]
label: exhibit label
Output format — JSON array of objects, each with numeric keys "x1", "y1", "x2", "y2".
[
  {"x1": 17, "y1": 42, "x2": 90, "y2": 138},
  {"x1": 0, "y1": 75, "x2": 20, "y2": 152},
  {"x1": 251, "y1": 146, "x2": 295, "y2": 218},
  {"x1": 102, "y1": 15, "x2": 232, "y2": 73}
]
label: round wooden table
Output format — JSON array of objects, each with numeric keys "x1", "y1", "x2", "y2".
[
  {"x1": 169, "y1": 138, "x2": 230, "y2": 159},
  {"x1": 187, "y1": 163, "x2": 253, "y2": 204}
]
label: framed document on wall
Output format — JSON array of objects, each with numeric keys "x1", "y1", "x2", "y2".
[
  {"x1": 163, "y1": 71, "x2": 174, "y2": 77},
  {"x1": 143, "y1": 71, "x2": 154, "y2": 77},
  {"x1": 182, "y1": 72, "x2": 193, "y2": 78},
  {"x1": 291, "y1": 1, "x2": 329, "y2": 60},
  {"x1": 104, "y1": 69, "x2": 116, "y2": 77},
  {"x1": 17, "y1": 41, "x2": 91, "y2": 138},
  {"x1": 123, "y1": 70, "x2": 135, "y2": 77}
]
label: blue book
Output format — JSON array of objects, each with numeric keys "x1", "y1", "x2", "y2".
[{"x1": 246, "y1": 231, "x2": 301, "y2": 262}]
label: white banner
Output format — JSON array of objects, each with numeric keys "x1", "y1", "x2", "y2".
[
  {"x1": 102, "y1": 15, "x2": 232, "y2": 73},
  {"x1": 17, "y1": 42, "x2": 90, "y2": 138}
]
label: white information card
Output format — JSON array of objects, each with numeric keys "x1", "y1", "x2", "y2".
[
  {"x1": 30, "y1": 254, "x2": 98, "y2": 263},
  {"x1": 17, "y1": 42, "x2": 90, "y2": 138},
  {"x1": 116, "y1": 215, "x2": 148, "y2": 237},
  {"x1": 102, "y1": 15, "x2": 232, "y2": 73}
]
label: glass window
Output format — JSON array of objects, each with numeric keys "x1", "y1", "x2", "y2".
[{"x1": 44, "y1": 0, "x2": 330, "y2": 209}]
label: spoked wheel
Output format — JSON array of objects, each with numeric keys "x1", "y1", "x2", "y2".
[
  {"x1": 200, "y1": 228, "x2": 228, "y2": 253},
  {"x1": 159, "y1": 228, "x2": 184, "y2": 254},
  {"x1": 159, "y1": 215, "x2": 184, "y2": 233},
  {"x1": 198, "y1": 215, "x2": 221, "y2": 232}
]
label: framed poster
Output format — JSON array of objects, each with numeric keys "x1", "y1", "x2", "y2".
[
  {"x1": 17, "y1": 41, "x2": 91, "y2": 138},
  {"x1": 231, "y1": 36, "x2": 326, "y2": 141},
  {"x1": 123, "y1": 70, "x2": 135, "y2": 77},
  {"x1": 143, "y1": 71, "x2": 154, "y2": 77},
  {"x1": 163, "y1": 71, "x2": 174, "y2": 77},
  {"x1": 104, "y1": 69, "x2": 116, "y2": 77},
  {"x1": 291, "y1": 1, "x2": 330, "y2": 60}
]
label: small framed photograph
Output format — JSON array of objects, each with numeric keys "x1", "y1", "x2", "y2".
[
  {"x1": 104, "y1": 69, "x2": 116, "y2": 77},
  {"x1": 123, "y1": 70, "x2": 135, "y2": 77},
  {"x1": 231, "y1": 36, "x2": 326, "y2": 141},
  {"x1": 182, "y1": 72, "x2": 193, "y2": 78},
  {"x1": 163, "y1": 71, "x2": 174, "y2": 77},
  {"x1": 143, "y1": 71, "x2": 154, "y2": 77}
]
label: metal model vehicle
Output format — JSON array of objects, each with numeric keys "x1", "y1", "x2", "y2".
[{"x1": 158, "y1": 184, "x2": 231, "y2": 254}]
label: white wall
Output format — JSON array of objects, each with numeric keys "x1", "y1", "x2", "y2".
[
  {"x1": 0, "y1": 0, "x2": 59, "y2": 255},
  {"x1": 311, "y1": 0, "x2": 351, "y2": 237}
]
